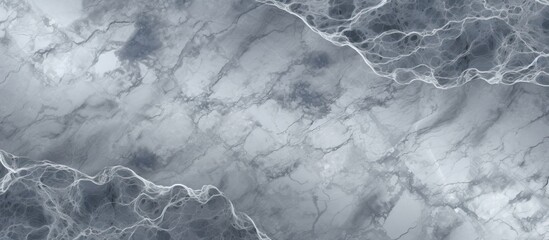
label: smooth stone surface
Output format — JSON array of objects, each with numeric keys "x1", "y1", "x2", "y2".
[{"x1": 0, "y1": 0, "x2": 548, "y2": 239}]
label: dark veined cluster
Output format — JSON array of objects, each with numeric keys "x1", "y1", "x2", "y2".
[
  {"x1": 259, "y1": 0, "x2": 549, "y2": 88},
  {"x1": 0, "y1": 151, "x2": 269, "y2": 240}
]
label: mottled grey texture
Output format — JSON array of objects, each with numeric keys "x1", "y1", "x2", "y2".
[
  {"x1": 0, "y1": 151, "x2": 268, "y2": 240},
  {"x1": 118, "y1": 14, "x2": 163, "y2": 61},
  {"x1": 258, "y1": 0, "x2": 549, "y2": 88},
  {"x1": 1, "y1": 0, "x2": 549, "y2": 239}
]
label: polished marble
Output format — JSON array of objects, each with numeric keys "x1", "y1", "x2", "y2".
[
  {"x1": 0, "y1": 151, "x2": 268, "y2": 239},
  {"x1": 259, "y1": 0, "x2": 549, "y2": 88},
  {"x1": 0, "y1": 0, "x2": 548, "y2": 239}
]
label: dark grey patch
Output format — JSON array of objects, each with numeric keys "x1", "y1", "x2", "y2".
[
  {"x1": 26, "y1": 227, "x2": 49, "y2": 240},
  {"x1": 25, "y1": 205, "x2": 49, "y2": 228},
  {"x1": 156, "y1": 230, "x2": 172, "y2": 240},
  {"x1": 328, "y1": 0, "x2": 355, "y2": 20},
  {"x1": 222, "y1": 225, "x2": 259, "y2": 239},
  {"x1": 288, "y1": 82, "x2": 332, "y2": 117},
  {"x1": 128, "y1": 148, "x2": 161, "y2": 172},
  {"x1": 289, "y1": 3, "x2": 309, "y2": 15},
  {"x1": 0, "y1": 33, "x2": 10, "y2": 46},
  {"x1": 303, "y1": 51, "x2": 331, "y2": 69},
  {"x1": 78, "y1": 180, "x2": 117, "y2": 214},
  {"x1": 118, "y1": 14, "x2": 163, "y2": 61},
  {"x1": 543, "y1": 18, "x2": 549, "y2": 31},
  {"x1": 432, "y1": 221, "x2": 460, "y2": 240},
  {"x1": 190, "y1": 219, "x2": 209, "y2": 237},
  {"x1": 345, "y1": 194, "x2": 386, "y2": 231},
  {"x1": 469, "y1": 172, "x2": 513, "y2": 192},
  {"x1": 535, "y1": 73, "x2": 549, "y2": 86},
  {"x1": 509, "y1": 191, "x2": 533, "y2": 204},
  {"x1": 0, "y1": 155, "x2": 8, "y2": 179},
  {"x1": 305, "y1": 15, "x2": 316, "y2": 26},
  {"x1": 265, "y1": 161, "x2": 300, "y2": 180},
  {"x1": 174, "y1": 0, "x2": 192, "y2": 9},
  {"x1": 343, "y1": 29, "x2": 365, "y2": 43},
  {"x1": 358, "y1": 96, "x2": 389, "y2": 111}
]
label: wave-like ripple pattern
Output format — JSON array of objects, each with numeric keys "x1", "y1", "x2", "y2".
[
  {"x1": 258, "y1": 0, "x2": 549, "y2": 88},
  {"x1": 0, "y1": 151, "x2": 269, "y2": 240}
]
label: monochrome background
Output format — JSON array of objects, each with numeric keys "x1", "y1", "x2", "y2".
[{"x1": 0, "y1": 0, "x2": 548, "y2": 239}]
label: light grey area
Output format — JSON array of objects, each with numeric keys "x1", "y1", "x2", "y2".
[
  {"x1": 0, "y1": 0, "x2": 548, "y2": 239},
  {"x1": 258, "y1": 0, "x2": 549, "y2": 88},
  {"x1": 0, "y1": 151, "x2": 268, "y2": 240}
]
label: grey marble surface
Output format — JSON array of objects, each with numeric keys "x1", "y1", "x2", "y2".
[
  {"x1": 0, "y1": 151, "x2": 269, "y2": 239},
  {"x1": 0, "y1": 0, "x2": 549, "y2": 239},
  {"x1": 259, "y1": 0, "x2": 549, "y2": 88}
]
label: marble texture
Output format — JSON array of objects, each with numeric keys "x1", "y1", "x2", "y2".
[
  {"x1": 259, "y1": 0, "x2": 549, "y2": 88},
  {"x1": 0, "y1": 0, "x2": 548, "y2": 239},
  {"x1": 0, "y1": 151, "x2": 268, "y2": 239}
]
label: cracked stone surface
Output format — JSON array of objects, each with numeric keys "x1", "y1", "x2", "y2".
[{"x1": 0, "y1": 0, "x2": 548, "y2": 239}]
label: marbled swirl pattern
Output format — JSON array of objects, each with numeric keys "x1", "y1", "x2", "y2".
[
  {"x1": 258, "y1": 0, "x2": 549, "y2": 88},
  {"x1": 0, "y1": 0, "x2": 548, "y2": 239}
]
